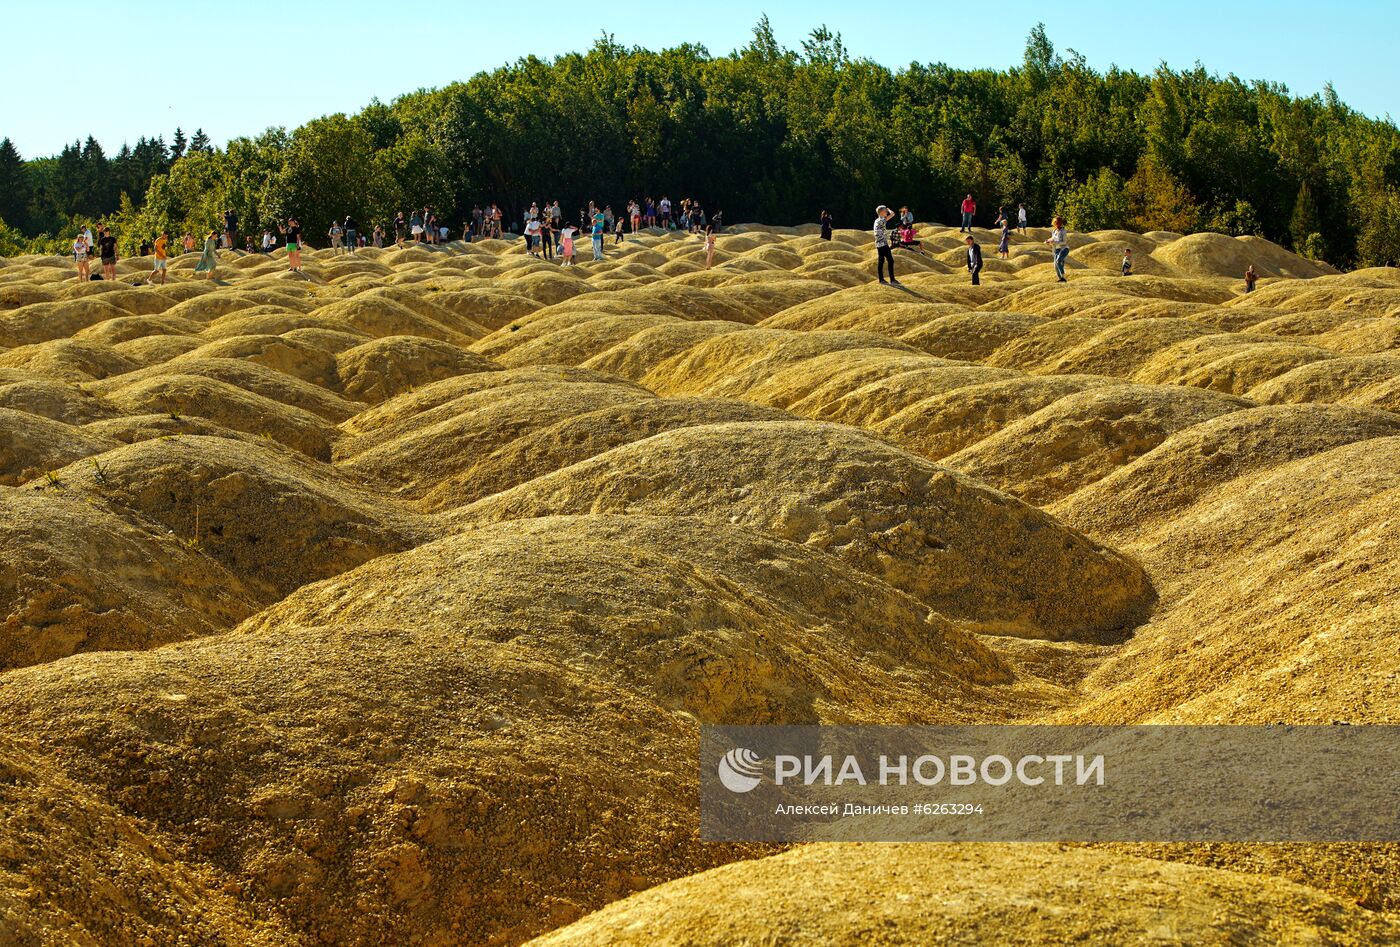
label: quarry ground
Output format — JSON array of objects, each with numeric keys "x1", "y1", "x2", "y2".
[{"x1": 0, "y1": 222, "x2": 1398, "y2": 945}]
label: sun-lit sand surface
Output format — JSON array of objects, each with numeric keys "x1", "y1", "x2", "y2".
[{"x1": 1, "y1": 222, "x2": 1397, "y2": 944}]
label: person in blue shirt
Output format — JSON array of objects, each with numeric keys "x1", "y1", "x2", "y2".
[{"x1": 591, "y1": 208, "x2": 606, "y2": 261}]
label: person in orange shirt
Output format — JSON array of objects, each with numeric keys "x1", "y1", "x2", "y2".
[{"x1": 151, "y1": 231, "x2": 170, "y2": 285}]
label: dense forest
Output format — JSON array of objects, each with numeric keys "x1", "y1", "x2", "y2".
[{"x1": 2, "y1": 21, "x2": 1399, "y2": 266}]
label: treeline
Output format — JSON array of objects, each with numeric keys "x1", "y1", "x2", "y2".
[{"x1": 3, "y1": 21, "x2": 1400, "y2": 266}]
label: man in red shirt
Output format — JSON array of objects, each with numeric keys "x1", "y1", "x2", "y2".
[{"x1": 960, "y1": 194, "x2": 977, "y2": 232}]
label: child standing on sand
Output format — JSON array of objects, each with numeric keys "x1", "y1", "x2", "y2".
[{"x1": 1121, "y1": 249, "x2": 1133, "y2": 276}]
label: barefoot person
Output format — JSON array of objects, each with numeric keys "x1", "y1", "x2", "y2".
[
  {"x1": 995, "y1": 207, "x2": 1011, "y2": 259},
  {"x1": 151, "y1": 230, "x2": 170, "y2": 285},
  {"x1": 193, "y1": 229, "x2": 219, "y2": 280},
  {"x1": 278, "y1": 217, "x2": 304, "y2": 273},
  {"x1": 874, "y1": 204, "x2": 899, "y2": 286},
  {"x1": 704, "y1": 224, "x2": 717, "y2": 269},
  {"x1": 1121, "y1": 248, "x2": 1133, "y2": 277}
]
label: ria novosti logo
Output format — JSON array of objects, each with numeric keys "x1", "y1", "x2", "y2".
[{"x1": 717, "y1": 748, "x2": 764, "y2": 793}]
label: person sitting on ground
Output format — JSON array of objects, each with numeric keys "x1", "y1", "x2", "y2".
[{"x1": 966, "y1": 234, "x2": 983, "y2": 285}]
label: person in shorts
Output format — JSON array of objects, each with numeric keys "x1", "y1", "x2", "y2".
[
  {"x1": 151, "y1": 231, "x2": 169, "y2": 284},
  {"x1": 278, "y1": 217, "x2": 303, "y2": 273},
  {"x1": 72, "y1": 232, "x2": 91, "y2": 281},
  {"x1": 97, "y1": 227, "x2": 118, "y2": 280}
]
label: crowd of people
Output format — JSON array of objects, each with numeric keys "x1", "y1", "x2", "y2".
[{"x1": 63, "y1": 194, "x2": 1276, "y2": 294}]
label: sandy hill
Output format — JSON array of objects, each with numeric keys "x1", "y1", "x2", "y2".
[{"x1": 0, "y1": 223, "x2": 1397, "y2": 945}]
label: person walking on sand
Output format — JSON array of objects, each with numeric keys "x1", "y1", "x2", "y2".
[
  {"x1": 96, "y1": 227, "x2": 118, "y2": 281},
  {"x1": 704, "y1": 224, "x2": 717, "y2": 269},
  {"x1": 278, "y1": 217, "x2": 304, "y2": 273},
  {"x1": 194, "y1": 229, "x2": 219, "y2": 280},
  {"x1": 328, "y1": 220, "x2": 344, "y2": 253},
  {"x1": 151, "y1": 230, "x2": 170, "y2": 285},
  {"x1": 1017, "y1": 203, "x2": 1028, "y2": 235},
  {"x1": 1047, "y1": 216, "x2": 1069, "y2": 282},
  {"x1": 1245, "y1": 264, "x2": 1258, "y2": 293},
  {"x1": 960, "y1": 194, "x2": 976, "y2": 232},
  {"x1": 965, "y1": 234, "x2": 983, "y2": 285},
  {"x1": 1121, "y1": 248, "x2": 1133, "y2": 277},
  {"x1": 614, "y1": 213, "x2": 625, "y2": 245},
  {"x1": 995, "y1": 207, "x2": 1011, "y2": 259},
  {"x1": 393, "y1": 211, "x2": 407, "y2": 246},
  {"x1": 72, "y1": 231, "x2": 91, "y2": 281},
  {"x1": 820, "y1": 210, "x2": 833, "y2": 240},
  {"x1": 874, "y1": 204, "x2": 899, "y2": 286}
]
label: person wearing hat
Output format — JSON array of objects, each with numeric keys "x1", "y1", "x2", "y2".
[
  {"x1": 965, "y1": 234, "x2": 983, "y2": 285},
  {"x1": 874, "y1": 205, "x2": 899, "y2": 286}
]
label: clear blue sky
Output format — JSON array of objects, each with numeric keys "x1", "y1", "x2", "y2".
[{"x1": 1, "y1": 0, "x2": 1394, "y2": 158}]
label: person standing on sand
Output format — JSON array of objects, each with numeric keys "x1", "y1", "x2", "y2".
[
  {"x1": 373, "y1": 225, "x2": 384, "y2": 248},
  {"x1": 72, "y1": 232, "x2": 90, "y2": 281},
  {"x1": 1121, "y1": 249, "x2": 1133, "y2": 276},
  {"x1": 278, "y1": 218, "x2": 303, "y2": 273},
  {"x1": 1245, "y1": 264, "x2": 1258, "y2": 292},
  {"x1": 194, "y1": 230, "x2": 219, "y2": 280},
  {"x1": 960, "y1": 194, "x2": 976, "y2": 232},
  {"x1": 344, "y1": 215, "x2": 358, "y2": 254},
  {"x1": 874, "y1": 204, "x2": 899, "y2": 286},
  {"x1": 151, "y1": 231, "x2": 169, "y2": 285},
  {"x1": 820, "y1": 210, "x2": 832, "y2": 240},
  {"x1": 394, "y1": 211, "x2": 407, "y2": 246},
  {"x1": 1047, "y1": 216, "x2": 1069, "y2": 282},
  {"x1": 524, "y1": 216, "x2": 541, "y2": 257},
  {"x1": 591, "y1": 207, "x2": 606, "y2": 261},
  {"x1": 96, "y1": 227, "x2": 118, "y2": 281},
  {"x1": 540, "y1": 217, "x2": 553, "y2": 259},
  {"x1": 965, "y1": 234, "x2": 983, "y2": 285},
  {"x1": 328, "y1": 220, "x2": 343, "y2": 253},
  {"x1": 559, "y1": 223, "x2": 576, "y2": 266},
  {"x1": 995, "y1": 207, "x2": 1011, "y2": 259},
  {"x1": 704, "y1": 224, "x2": 717, "y2": 269},
  {"x1": 1017, "y1": 203, "x2": 1028, "y2": 235}
]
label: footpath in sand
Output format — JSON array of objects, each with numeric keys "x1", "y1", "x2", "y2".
[{"x1": 0, "y1": 222, "x2": 1397, "y2": 945}]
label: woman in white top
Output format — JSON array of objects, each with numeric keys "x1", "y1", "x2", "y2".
[
  {"x1": 1017, "y1": 204, "x2": 1028, "y2": 235},
  {"x1": 72, "y1": 234, "x2": 90, "y2": 281},
  {"x1": 524, "y1": 217, "x2": 542, "y2": 257},
  {"x1": 1046, "y1": 216, "x2": 1069, "y2": 282}
]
